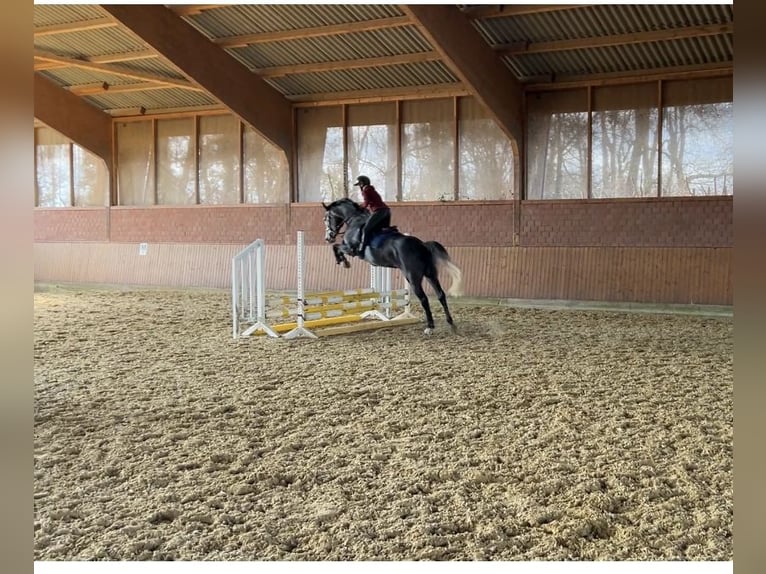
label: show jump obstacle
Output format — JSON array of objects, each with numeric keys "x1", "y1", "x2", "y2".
[{"x1": 232, "y1": 231, "x2": 419, "y2": 339}]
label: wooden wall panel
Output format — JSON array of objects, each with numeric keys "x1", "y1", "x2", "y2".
[{"x1": 34, "y1": 243, "x2": 732, "y2": 305}]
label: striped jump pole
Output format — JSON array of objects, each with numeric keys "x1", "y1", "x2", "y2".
[{"x1": 283, "y1": 230, "x2": 318, "y2": 340}]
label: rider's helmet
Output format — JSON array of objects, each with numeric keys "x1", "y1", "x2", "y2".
[{"x1": 353, "y1": 175, "x2": 371, "y2": 188}]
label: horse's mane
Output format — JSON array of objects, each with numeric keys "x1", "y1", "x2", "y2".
[{"x1": 327, "y1": 197, "x2": 365, "y2": 214}]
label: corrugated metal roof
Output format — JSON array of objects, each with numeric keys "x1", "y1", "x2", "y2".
[
  {"x1": 85, "y1": 89, "x2": 218, "y2": 112},
  {"x1": 226, "y1": 26, "x2": 431, "y2": 70},
  {"x1": 506, "y1": 34, "x2": 734, "y2": 80},
  {"x1": 474, "y1": 4, "x2": 733, "y2": 45},
  {"x1": 33, "y1": 4, "x2": 733, "y2": 116},
  {"x1": 34, "y1": 4, "x2": 106, "y2": 28},
  {"x1": 266, "y1": 61, "x2": 459, "y2": 97},
  {"x1": 35, "y1": 27, "x2": 147, "y2": 59},
  {"x1": 101, "y1": 58, "x2": 189, "y2": 81},
  {"x1": 183, "y1": 4, "x2": 405, "y2": 39},
  {"x1": 39, "y1": 68, "x2": 144, "y2": 88}
]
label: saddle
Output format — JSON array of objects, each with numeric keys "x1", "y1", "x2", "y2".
[{"x1": 368, "y1": 226, "x2": 399, "y2": 249}]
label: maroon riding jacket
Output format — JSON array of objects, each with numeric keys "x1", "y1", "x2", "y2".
[{"x1": 359, "y1": 185, "x2": 388, "y2": 213}]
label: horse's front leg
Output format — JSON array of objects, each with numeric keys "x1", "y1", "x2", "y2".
[{"x1": 332, "y1": 244, "x2": 351, "y2": 268}]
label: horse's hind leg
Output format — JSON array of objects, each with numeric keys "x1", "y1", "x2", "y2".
[
  {"x1": 406, "y1": 274, "x2": 435, "y2": 334},
  {"x1": 426, "y1": 273, "x2": 456, "y2": 332}
]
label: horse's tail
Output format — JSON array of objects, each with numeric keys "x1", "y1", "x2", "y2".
[{"x1": 425, "y1": 241, "x2": 464, "y2": 297}]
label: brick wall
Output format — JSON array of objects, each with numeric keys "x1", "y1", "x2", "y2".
[
  {"x1": 34, "y1": 198, "x2": 731, "y2": 249},
  {"x1": 33, "y1": 197, "x2": 733, "y2": 304},
  {"x1": 521, "y1": 197, "x2": 732, "y2": 247},
  {"x1": 109, "y1": 205, "x2": 291, "y2": 244},
  {"x1": 33, "y1": 208, "x2": 109, "y2": 242}
]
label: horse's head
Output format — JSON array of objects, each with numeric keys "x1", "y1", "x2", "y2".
[{"x1": 322, "y1": 202, "x2": 345, "y2": 243}]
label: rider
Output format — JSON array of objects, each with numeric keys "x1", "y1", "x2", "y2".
[{"x1": 353, "y1": 175, "x2": 391, "y2": 257}]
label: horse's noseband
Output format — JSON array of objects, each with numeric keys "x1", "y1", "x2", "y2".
[{"x1": 324, "y1": 214, "x2": 341, "y2": 242}]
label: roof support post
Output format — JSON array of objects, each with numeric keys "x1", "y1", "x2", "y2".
[{"x1": 34, "y1": 73, "x2": 114, "y2": 175}]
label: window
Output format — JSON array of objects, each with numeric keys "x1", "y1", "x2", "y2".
[
  {"x1": 117, "y1": 120, "x2": 155, "y2": 206},
  {"x1": 401, "y1": 99, "x2": 455, "y2": 201},
  {"x1": 199, "y1": 115, "x2": 240, "y2": 205},
  {"x1": 73, "y1": 145, "x2": 108, "y2": 206},
  {"x1": 347, "y1": 103, "x2": 397, "y2": 201},
  {"x1": 244, "y1": 126, "x2": 289, "y2": 203},
  {"x1": 592, "y1": 84, "x2": 658, "y2": 198},
  {"x1": 156, "y1": 118, "x2": 195, "y2": 205},
  {"x1": 459, "y1": 97, "x2": 514, "y2": 200},
  {"x1": 35, "y1": 126, "x2": 108, "y2": 207},
  {"x1": 525, "y1": 77, "x2": 732, "y2": 199},
  {"x1": 662, "y1": 77, "x2": 733, "y2": 196},
  {"x1": 526, "y1": 90, "x2": 588, "y2": 200},
  {"x1": 297, "y1": 106, "x2": 344, "y2": 202},
  {"x1": 36, "y1": 127, "x2": 71, "y2": 207}
]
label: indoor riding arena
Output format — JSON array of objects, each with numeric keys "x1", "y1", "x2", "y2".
[{"x1": 34, "y1": 4, "x2": 733, "y2": 564}]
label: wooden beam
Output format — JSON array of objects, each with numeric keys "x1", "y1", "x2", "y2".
[
  {"x1": 258, "y1": 51, "x2": 441, "y2": 78},
  {"x1": 67, "y1": 82, "x2": 109, "y2": 96},
  {"x1": 401, "y1": 5, "x2": 523, "y2": 146},
  {"x1": 34, "y1": 17, "x2": 117, "y2": 36},
  {"x1": 34, "y1": 73, "x2": 113, "y2": 174},
  {"x1": 523, "y1": 62, "x2": 733, "y2": 91},
  {"x1": 34, "y1": 50, "x2": 159, "y2": 72},
  {"x1": 106, "y1": 107, "x2": 146, "y2": 117},
  {"x1": 34, "y1": 50, "x2": 202, "y2": 90},
  {"x1": 214, "y1": 16, "x2": 412, "y2": 48},
  {"x1": 495, "y1": 23, "x2": 734, "y2": 55},
  {"x1": 289, "y1": 83, "x2": 470, "y2": 107},
  {"x1": 34, "y1": 50, "x2": 159, "y2": 71},
  {"x1": 463, "y1": 5, "x2": 588, "y2": 20},
  {"x1": 89, "y1": 50, "x2": 159, "y2": 64},
  {"x1": 102, "y1": 4, "x2": 293, "y2": 156},
  {"x1": 34, "y1": 60, "x2": 67, "y2": 71},
  {"x1": 68, "y1": 81, "x2": 181, "y2": 96},
  {"x1": 170, "y1": 5, "x2": 227, "y2": 17},
  {"x1": 108, "y1": 105, "x2": 227, "y2": 119}
]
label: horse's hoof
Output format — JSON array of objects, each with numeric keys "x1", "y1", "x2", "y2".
[
  {"x1": 342, "y1": 260, "x2": 350, "y2": 269},
  {"x1": 424, "y1": 327, "x2": 433, "y2": 336}
]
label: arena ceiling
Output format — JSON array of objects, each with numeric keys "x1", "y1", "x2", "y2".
[{"x1": 34, "y1": 3, "x2": 733, "y2": 153}]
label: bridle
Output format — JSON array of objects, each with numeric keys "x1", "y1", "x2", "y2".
[
  {"x1": 323, "y1": 211, "x2": 345, "y2": 242},
  {"x1": 324, "y1": 200, "x2": 367, "y2": 243}
]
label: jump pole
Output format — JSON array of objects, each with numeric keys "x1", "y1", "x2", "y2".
[{"x1": 282, "y1": 230, "x2": 318, "y2": 340}]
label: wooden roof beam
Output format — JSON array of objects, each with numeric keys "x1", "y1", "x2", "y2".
[
  {"x1": 170, "y1": 5, "x2": 227, "y2": 17},
  {"x1": 102, "y1": 4, "x2": 293, "y2": 156},
  {"x1": 523, "y1": 62, "x2": 733, "y2": 90},
  {"x1": 34, "y1": 17, "x2": 118, "y2": 36},
  {"x1": 495, "y1": 23, "x2": 734, "y2": 55},
  {"x1": 34, "y1": 73, "x2": 113, "y2": 173},
  {"x1": 67, "y1": 81, "x2": 185, "y2": 96},
  {"x1": 401, "y1": 5, "x2": 523, "y2": 145},
  {"x1": 258, "y1": 51, "x2": 441, "y2": 78},
  {"x1": 464, "y1": 5, "x2": 589, "y2": 20},
  {"x1": 34, "y1": 50, "x2": 202, "y2": 90},
  {"x1": 34, "y1": 49, "x2": 159, "y2": 71},
  {"x1": 214, "y1": 16, "x2": 411, "y2": 48},
  {"x1": 289, "y1": 83, "x2": 469, "y2": 106},
  {"x1": 89, "y1": 50, "x2": 160, "y2": 64}
]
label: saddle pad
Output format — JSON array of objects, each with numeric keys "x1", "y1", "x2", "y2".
[{"x1": 369, "y1": 227, "x2": 399, "y2": 249}]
